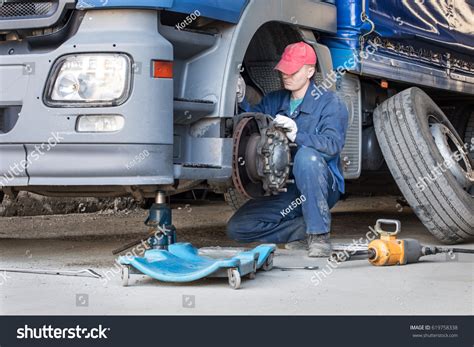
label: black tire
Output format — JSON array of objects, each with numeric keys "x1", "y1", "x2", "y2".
[
  {"x1": 373, "y1": 87, "x2": 474, "y2": 244},
  {"x1": 464, "y1": 111, "x2": 474, "y2": 161},
  {"x1": 224, "y1": 187, "x2": 248, "y2": 211}
]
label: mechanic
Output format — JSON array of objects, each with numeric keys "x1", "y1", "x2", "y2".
[{"x1": 227, "y1": 42, "x2": 349, "y2": 257}]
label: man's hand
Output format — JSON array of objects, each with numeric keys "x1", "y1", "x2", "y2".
[{"x1": 274, "y1": 115, "x2": 298, "y2": 142}]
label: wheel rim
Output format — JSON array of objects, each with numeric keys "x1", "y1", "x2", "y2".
[
  {"x1": 228, "y1": 268, "x2": 240, "y2": 288},
  {"x1": 263, "y1": 253, "x2": 274, "y2": 270},
  {"x1": 430, "y1": 122, "x2": 474, "y2": 192}
]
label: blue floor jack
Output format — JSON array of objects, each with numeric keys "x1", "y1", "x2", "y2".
[{"x1": 115, "y1": 192, "x2": 276, "y2": 289}]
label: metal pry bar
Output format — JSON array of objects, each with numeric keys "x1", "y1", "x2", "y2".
[{"x1": 0, "y1": 268, "x2": 103, "y2": 279}]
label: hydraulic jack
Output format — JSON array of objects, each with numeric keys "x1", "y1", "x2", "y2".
[
  {"x1": 112, "y1": 191, "x2": 176, "y2": 255},
  {"x1": 144, "y1": 191, "x2": 176, "y2": 249}
]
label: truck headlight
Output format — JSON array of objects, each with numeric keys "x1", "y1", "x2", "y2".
[
  {"x1": 44, "y1": 54, "x2": 131, "y2": 107},
  {"x1": 76, "y1": 115, "x2": 125, "y2": 133}
]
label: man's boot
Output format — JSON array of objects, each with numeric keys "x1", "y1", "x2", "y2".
[{"x1": 308, "y1": 233, "x2": 332, "y2": 257}]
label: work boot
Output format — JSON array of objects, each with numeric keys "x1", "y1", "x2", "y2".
[
  {"x1": 308, "y1": 233, "x2": 332, "y2": 257},
  {"x1": 284, "y1": 237, "x2": 308, "y2": 250}
]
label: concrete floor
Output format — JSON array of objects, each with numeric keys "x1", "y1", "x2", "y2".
[{"x1": 0, "y1": 196, "x2": 472, "y2": 315}]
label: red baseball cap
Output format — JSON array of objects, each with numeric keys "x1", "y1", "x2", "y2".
[{"x1": 275, "y1": 42, "x2": 317, "y2": 75}]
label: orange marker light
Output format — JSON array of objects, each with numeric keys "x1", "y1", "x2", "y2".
[
  {"x1": 152, "y1": 60, "x2": 173, "y2": 78},
  {"x1": 380, "y1": 80, "x2": 388, "y2": 89}
]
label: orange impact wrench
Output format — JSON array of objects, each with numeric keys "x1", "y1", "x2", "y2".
[{"x1": 331, "y1": 219, "x2": 474, "y2": 266}]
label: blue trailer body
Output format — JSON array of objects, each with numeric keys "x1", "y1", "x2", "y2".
[
  {"x1": 324, "y1": 0, "x2": 474, "y2": 72},
  {"x1": 367, "y1": 0, "x2": 473, "y2": 55}
]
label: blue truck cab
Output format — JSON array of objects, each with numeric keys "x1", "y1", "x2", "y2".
[{"x1": 0, "y1": 0, "x2": 473, "y2": 243}]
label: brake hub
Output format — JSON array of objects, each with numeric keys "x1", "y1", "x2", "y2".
[{"x1": 232, "y1": 113, "x2": 294, "y2": 199}]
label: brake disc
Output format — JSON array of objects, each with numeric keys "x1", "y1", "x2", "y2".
[{"x1": 232, "y1": 113, "x2": 293, "y2": 199}]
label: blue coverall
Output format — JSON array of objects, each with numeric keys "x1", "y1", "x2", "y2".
[{"x1": 227, "y1": 81, "x2": 349, "y2": 243}]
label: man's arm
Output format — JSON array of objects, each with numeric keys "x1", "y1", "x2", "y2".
[
  {"x1": 294, "y1": 94, "x2": 348, "y2": 158},
  {"x1": 239, "y1": 91, "x2": 281, "y2": 115}
]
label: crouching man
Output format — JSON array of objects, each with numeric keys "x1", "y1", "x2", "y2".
[{"x1": 227, "y1": 42, "x2": 348, "y2": 257}]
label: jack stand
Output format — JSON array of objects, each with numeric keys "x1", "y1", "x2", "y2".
[
  {"x1": 112, "y1": 191, "x2": 176, "y2": 255},
  {"x1": 145, "y1": 191, "x2": 176, "y2": 250}
]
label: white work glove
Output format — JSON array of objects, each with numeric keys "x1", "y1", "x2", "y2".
[{"x1": 273, "y1": 114, "x2": 298, "y2": 142}]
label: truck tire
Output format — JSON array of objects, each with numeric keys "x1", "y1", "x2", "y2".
[
  {"x1": 464, "y1": 111, "x2": 474, "y2": 161},
  {"x1": 224, "y1": 187, "x2": 248, "y2": 211},
  {"x1": 373, "y1": 87, "x2": 474, "y2": 244}
]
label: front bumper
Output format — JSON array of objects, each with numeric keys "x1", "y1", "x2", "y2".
[{"x1": 0, "y1": 143, "x2": 173, "y2": 187}]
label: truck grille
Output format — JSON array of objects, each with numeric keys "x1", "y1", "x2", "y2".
[{"x1": 0, "y1": 1, "x2": 57, "y2": 19}]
